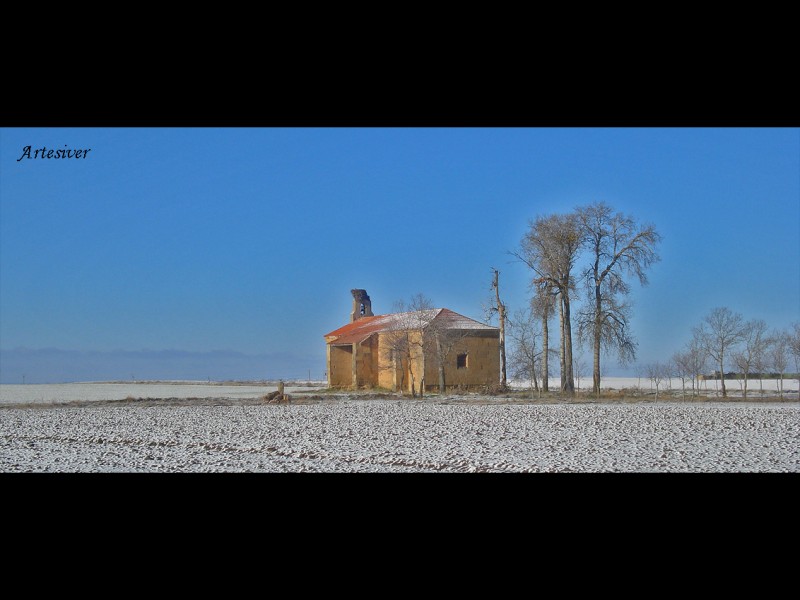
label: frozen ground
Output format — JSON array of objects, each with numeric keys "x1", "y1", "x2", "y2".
[
  {"x1": 1, "y1": 376, "x2": 796, "y2": 406},
  {"x1": 0, "y1": 381, "x2": 325, "y2": 405},
  {"x1": 0, "y1": 378, "x2": 797, "y2": 473}
]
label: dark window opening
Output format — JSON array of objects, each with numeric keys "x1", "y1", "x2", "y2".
[
  {"x1": 360, "y1": 303, "x2": 365, "y2": 315},
  {"x1": 457, "y1": 353, "x2": 468, "y2": 369}
]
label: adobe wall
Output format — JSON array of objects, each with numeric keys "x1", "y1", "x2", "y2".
[
  {"x1": 376, "y1": 334, "x2": 397, "y2": 390},
  {"x1": 423, "y1": 332, "x2": 500, "y2": 391},
  {"x1": 330, "y1": 329, "x2": 499, "y2": 392},
  {"x1": 328, "y1": 344, "x2": 354, "y2": 388},
  {"x1": 376, "y1": 331, "x2": 424, "y2": 392},
  {"x1": 354, "y1": 336, "x2": 379, "y2": 388}
]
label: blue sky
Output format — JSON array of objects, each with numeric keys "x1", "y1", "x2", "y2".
[{"x1": 1, "y1": 127, "x2": 798, "y2": 383}]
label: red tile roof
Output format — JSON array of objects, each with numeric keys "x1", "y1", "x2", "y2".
[{"x1": 324, "y1": 308, "x2": 496, "y2": 346}]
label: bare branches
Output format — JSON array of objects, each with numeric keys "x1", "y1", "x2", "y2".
[
  {"x1": 380, "y1": 294, "x2": 436, "y2": 397},
  {"x1": 693, "y1": 307, "x2": 746, "y2": 398},
  {"x1": 575, "y1": 201, "x2": 661, "y2": 394},
  {"x1": 731, "y1": 319, "x2": 769, "y2": 398},
  {"x1": 507, "y1": 305, "x2": 543, "y2": 397},
  {"x1": 515, "y1": 213, "x2": 581, "y2": 394}
]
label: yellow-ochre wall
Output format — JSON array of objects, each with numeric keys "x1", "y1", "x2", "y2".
[
  {"x1": 377, "y1": 334, "x2": 397, "y2": 390},
  {"x1": 355, "y1": 335, "x2": 378, "y2": 388},
  {"x1": 421, "y1": 333, "x2": 500, "y2": 391},
  {"x1": 327, "y1": 329, "x2": 499, "y2": 391},
  {"x1": 328, "y1": 343, "x2": 353, "y2": 388}
]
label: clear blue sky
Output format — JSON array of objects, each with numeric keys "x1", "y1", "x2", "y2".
[{"x1": 1, "y1": 127, "x2": 798, "y2": 383}]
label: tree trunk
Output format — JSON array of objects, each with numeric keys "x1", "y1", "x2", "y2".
[
  {"x1": 562, "y1": 291, "x2": 575, "y2": 395},
  {"x1": 719, "y1": 357, "x2": 727, "y2": 397},
  {"x1": 558, "y1": 294, "x2": 566, "y2": 392},
  {"x1": 541, "y1": 303, "x2": 549, "y2": 392},
  {"x1": 407, "y1": 350, "x2": 417, "y2": 398},
  {"x1": 419, "y1": 349, "x2": 425, "y2": 397},
  {"x1": 493, "y1": 270, "x2": 507, "y2": 389},
  {"x1": 593, "y1": 281, "x2": 602, "y2": 396},
  {"x1": 436, "y1": 334, "x2": 446, "y2": 393}
]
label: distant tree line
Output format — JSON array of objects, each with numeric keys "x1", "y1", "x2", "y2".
[{"x1": 651, "y1": 310, "x2": 800, "y2": 399}]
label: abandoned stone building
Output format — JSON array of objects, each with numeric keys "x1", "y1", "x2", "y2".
[{"x1": 324, "y1": 289, "x2": 500, "y2": 392}]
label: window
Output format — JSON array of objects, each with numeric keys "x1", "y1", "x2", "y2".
[
  {"x1": 360, "y1": 303, "x2": 365, "y2": 315},
  {"x1": 457, "y1": 353, "x2": 468, "y2": 369}
]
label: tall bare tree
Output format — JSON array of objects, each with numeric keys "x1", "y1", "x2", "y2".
[
  {"x1": 514, "y1": 213, "x2": 581, "y2": 395},
  {"x1": 575, "y1": 201, "x2": 661, "y2": 395},
  {"x1": 695, "y1": 307, "x2": 745, "y2": 398}
]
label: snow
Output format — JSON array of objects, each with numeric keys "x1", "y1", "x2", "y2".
[
  {"x1": 0, "y1": 382, "x2": 323, "y2": 405},
  {"x1": 509, "y1": 376, "x2": 799, "y2": 397},
  {"x1": 0, "y1": 402, "x2": 796, "y2": 472},
  {"x1": 2, "y1": 376, "x2": 795, "y2": 406},
  {"x1": 0, "y1": 378, "x2": 797, "y2": 473}
]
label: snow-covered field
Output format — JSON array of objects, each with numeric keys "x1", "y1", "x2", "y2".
[
  {"x1": 0, "y1": 379, "x2": 797, "y2": 473},
  {"x1": 1, "y1": 376, "x2": 797, "y2": 405},
  {"x1": 0, "y1": 381, "x2": 324, "y2": 405},
  {"x1": 0, "y1": 401, "x2": 797, "y2": 472}
]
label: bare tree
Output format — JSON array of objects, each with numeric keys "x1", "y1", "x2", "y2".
[
  {"x1": 730, "y1": 319, "x2": 768, "y2": 398},
  {"x1": 576, "y1": 296, "x2": 635, "y2": 396},
  {"x1": 664, "y1": 359, "x2": 675, "y2": 394},
  {"x1": 557, "y1": 291, "x2": 567, "y2": 391},
  {"x1": 671, "y1": 350, "x2": 691, "y2": 400},
  {"x1": 753, "y1": 330, "x2": 772, "y2": 395},
  {"x1": 531, "y1": 285, "x2": 555, "y2": 392},
  {"x1": 634, "y1": 363, "x2": 644, "y2": 393},
  {"x1": 790, "y1": 323, "x2": 800, "y2": 391},
  {"x1": 646, "y1": 361, "x2": 667, "y2": 400},
  {"x1": 695, "y1": 307, "x2": 745, "y2": 398},
  {"x1": 576, "y1": 202, "x2": 661, "y2": 395},
  {"x1": 381, "y1": 294, "x2": 436, "y2": 397},
  {"x1": 768, "y1": 331, "x2": 789, "y2": 399},
  {"x1": 685, "y1": 333, "x2": 708, "y2": 398},
  {"x1": 427, "y1": 314, "x2": 471, "y2": 394},
  {"x1": 514, "y1": 213, "x2": 582, "y2": 395},
  {"x1": 507, "y1": 304, "x2": 542, "y2": 398}
]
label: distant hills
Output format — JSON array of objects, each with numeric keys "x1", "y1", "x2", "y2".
[{"x1": 0, "y1": 347, "x2": 325, "y2": 384}]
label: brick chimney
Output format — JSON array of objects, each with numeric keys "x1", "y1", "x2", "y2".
[{"x1": 350, "y1": 289, "x2": 373, "y2": 322}]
